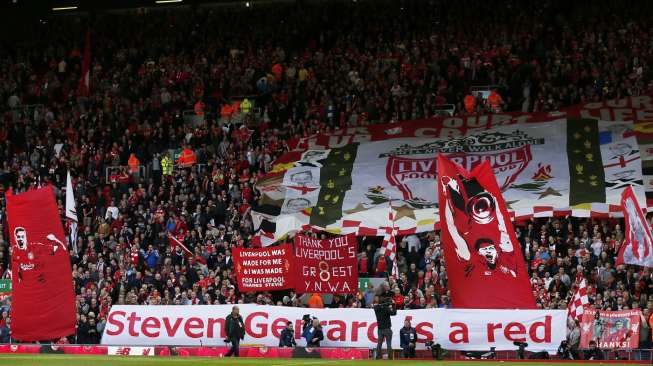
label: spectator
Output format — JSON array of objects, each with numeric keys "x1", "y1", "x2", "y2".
[
  {"x1": 307, "y1": 293, "x2": 324, "y2": 309},
  {"x1": 399, "y1": 318, "x2": 417, "y2": 358},
  {"x1": 305, "y1": 319, "x2": 324, "y2": 347},
  {"x1": 278, "y1": 322, "x2": 296, "y2": 348}
]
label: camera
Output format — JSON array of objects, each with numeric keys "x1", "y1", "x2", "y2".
[
  {"x1": 463, "y1": 347, "x2": 496, "y2": 360},
  {"x1": 425, "y1": 341, "x2": 448, "y2": 360}
]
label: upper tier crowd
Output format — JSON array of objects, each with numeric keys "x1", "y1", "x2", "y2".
[{"x1": 0, "y1": 0, "x2": 652, "y2": 352}]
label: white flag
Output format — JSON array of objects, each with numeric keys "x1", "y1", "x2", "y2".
[{"x1": 66, "y1": 171, "x2": 78, "y2": 254}]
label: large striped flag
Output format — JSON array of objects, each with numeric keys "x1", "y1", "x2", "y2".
[{"x1": 567, "y1": 279, "x2": 589, "y2": 321}]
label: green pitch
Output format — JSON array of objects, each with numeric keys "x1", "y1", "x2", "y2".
[{"x1": 0, "y1": 355, "x2": 642, "y2": 366}]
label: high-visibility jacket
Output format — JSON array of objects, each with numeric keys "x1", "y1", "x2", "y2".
[
  {"x1": 161, "y1": 156, "x2": 173, "y2": 175},
  {"x1": 241, "y1": 98, "x2": 252, "y2": 114},
  {"x1": 128, "y1": 153, "x2": 140, "y2": 173}
]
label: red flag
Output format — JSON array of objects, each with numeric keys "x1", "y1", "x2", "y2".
[
  {"x1": 6, "y1": 186, "x2": 76, "y2": 341},
  {"x1": 617, "y1": 186, "x2": 653, "y2": 267},
  {"x1": 168, "y1": 234, "x2": 193, "y2": 258},
  {"x1": 437, "y1": 154, "x2": 535, "y2": 309},
  {"x1": 79, "y1": 30, "x2": 91, "y2": 96}
]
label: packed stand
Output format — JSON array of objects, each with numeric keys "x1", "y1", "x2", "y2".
[{"x1": 0, "y1": 0, "x2": 651, "y2": 348}]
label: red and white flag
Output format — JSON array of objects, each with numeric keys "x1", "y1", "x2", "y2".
[
  {"x1": 437, "y1": 154, "x2": 535, "y2": 309},
  {"x1": 79, "y1": 30, "x2": 91, "y2": 96},
  {"x1": 168, "y1": 234, "x2": 193, "y2": 258},
  {"x1": 616, "y1": 186, "x2": 653, "y2": 267},
  {"x1": 567, "y1": 279, "x2": 589, "y2": 321}
]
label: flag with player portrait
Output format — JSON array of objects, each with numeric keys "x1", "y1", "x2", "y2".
[
  {"x1": 437, "y1": 154, "x2": 535, "y2": 309},
  {"x1": 6, "y1": 186, "x2": 76, "y2": 341}
]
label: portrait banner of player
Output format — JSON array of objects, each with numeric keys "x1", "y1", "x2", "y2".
[
  {"x1": 437, "y1": 154, "x2": 535, "y2": 309},
  {"x1": 580, "y1": 309, "x2": 641, "y2": 349},
  {"x1": 6, "y1": 186, "x2": 76, "y2": 341},
  {"x1": 616, "y1": 186, "x2": 653, "y2": 268}
]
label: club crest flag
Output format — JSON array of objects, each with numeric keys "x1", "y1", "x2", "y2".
[
  {"x1": 437, "y1": 155, "x2": 535, "y2": 309},
  {"x1": 617, "y1": 186, "x2": 653, "y2": 267},
  {"x1": 254, "y1": 117, "x2": 644, "y2": 245},
  {"x1": 6, "y1": 186, "x2": 76, "y2": 341},
  {"x1": 293, "y1": 234, "x2": 358, "y2": 294}
]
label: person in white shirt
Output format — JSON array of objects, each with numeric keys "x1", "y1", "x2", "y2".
[
  {"x1": 105, "y1": 200, "x2": 120, "y2": 221},
  {"x1": 590, "y1": 237, "x2": 603, "y2": 257}
]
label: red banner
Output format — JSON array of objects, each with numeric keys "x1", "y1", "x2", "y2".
[
  {"x1": 233, "y1": 244, "x2": 292, "y2": 292},
  {"x1": 437, "y1": 155, "x2": 535, "y2": 309},
  {"x1": 6, "y1": 186, "x2": 76, "y2": 341},
  {"x1": 580, "y1": 309, "x2": 641, "y2": 349},
  {"x1": 617, "y1": 186, "x2": 653, "y2": 267},
  {"x1": 293, "y1": 234, "x2": 358, "y2": 294}
]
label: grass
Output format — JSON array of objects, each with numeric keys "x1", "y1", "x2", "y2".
[{"x1": 0, "y1": 355, "x2": 644, "y2": 366}]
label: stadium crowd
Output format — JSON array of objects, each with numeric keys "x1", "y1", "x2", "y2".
[{"x1": 0, "y1": 0, "x2": 652, "y2": 352}]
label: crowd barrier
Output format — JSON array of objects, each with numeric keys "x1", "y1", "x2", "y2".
[{"x1": 0, "y1": 344, "x2": 650, "y2": 361}]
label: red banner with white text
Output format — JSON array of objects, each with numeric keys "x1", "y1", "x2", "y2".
[
  {"x1": 233, "y1": 244, "x2": 293, "y2": 292},
  {"x1": 293, "y1": 234, "x2": 358, "y2": 294},
  {"x1": 6, "y1": 186, "x2": 76, "y2": 341},
  {"x1": 580, "y1": 309, "x2": 641, "y2": 349},
  {"x1": 437, "y1": 155, "x2": 535, "y2": 309}
]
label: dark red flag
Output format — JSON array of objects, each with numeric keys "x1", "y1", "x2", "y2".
[
  {"x1": 437, "y1": 154, "x2": 535, "y2": 309},
  {"x1": 79, "y1": 30, "x2": 91, "y2": 96},
  {"x1": 6, "y1": 186, "x2": 76, "y2": 341}
]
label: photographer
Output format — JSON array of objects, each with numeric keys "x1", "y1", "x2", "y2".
[
  {"x1": 373, "y1": 283, "x2": 397, "y2": 359},
  {"x1": 279, "y1": 322, "x2": 296, "y2": 347},
  {"x1": 400, "y1": 318, "x2": 417, "y2": 358},
  {"x1": 225, "y1": 306, "x2": 245, "y2": 357}
]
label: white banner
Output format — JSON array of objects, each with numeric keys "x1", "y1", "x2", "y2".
[{"x1": 101, "y1": 305, "x2": 565, "y2": 353}]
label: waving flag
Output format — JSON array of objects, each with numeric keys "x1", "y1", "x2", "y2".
[
  {"x1": 568, "y1": 279, "x2": 589, "y2": 321},
  {"x1": 6, "y1": 186, "x2": 76, "y2": 341},
  {"x1": 617, "y1": 186, "x2": 653, "y2": 267},
  {"x1": 65, "y1": 171, "x2": 78, "y2": 254},
  {"x1": 437, "y1": 154, "x2": 535, "y2": 309},
  {"x1": 168, "y1": 234, "x2": 193, "y2": 258}
]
